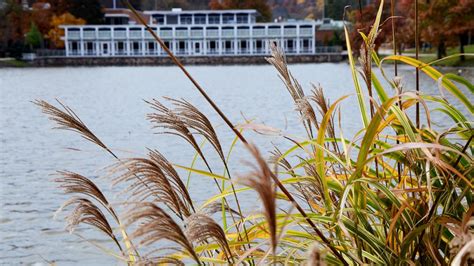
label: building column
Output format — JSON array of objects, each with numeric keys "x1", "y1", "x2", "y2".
[
  {"x1": 172, "y1": 27, "x2": 176, "y2": 54},
  {"x1": 141, "y1": 27, "x2": 146, "y2": 56},
  {"x1": 126, "y1": 27, "x2": 131, "y2": 56},
  {"x1": 218, "y1": 26, "x2": 222, "y2": 55},
  {"x1": 80, "y1": 28, "x2": 85, "y2": 56},
  {"x1": 249, "y1": 26, "x2": 253, "y2": 55},
  {"x1": 234, "y1": 26, "x2": 237, "y2": 55},
  {"x1": 312, "y1": 24, "x2": 316, "y2": 54},
  {"x1": 281, "y1": 26, "x2": 284, "y2": 53},
  {"x1": 296, "y1": 26, "x2": 300, "y2": 54},
  {"x1": 111, "y1": 30, "x2": 115, "y2": 56},
  {"x1": 203, "y1": 27, "x2": 207, "y2": 55},
  {"x1": 64, "y1": 28, "x2": 69, "y2": 56}
]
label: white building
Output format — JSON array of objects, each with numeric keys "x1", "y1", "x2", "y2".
[{"x1": 61, "y1": 9, "x2": 322, "y2": 57}]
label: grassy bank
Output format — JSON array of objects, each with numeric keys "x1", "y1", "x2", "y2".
[
  {"x1": 401, "y1": 44, "x2": 474, "y2": 67},
  {"x1": 0, "y1": 58, "x2": 29, "y2": 68}
]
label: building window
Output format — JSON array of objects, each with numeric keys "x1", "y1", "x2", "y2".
[
  {"x1": 223, "y1": 14, "x2": 234, "y2": 24},
  {"x1": 178, "y1": 41, "x2": 186, "y2": 54},
  {"x1": 166, "y1": 15, "x2": 178, "y2": 24},
  {"x1": 224, "y1": 40, "x2": 233, "y2": 53},
  {"x1": 180, "y1": 15, "x2": 192, "y2": 25},
  {"x1": 194, "y1": 14, "x2": 206, "y2": 24},
  {"x1": 286, "y1": 39, "x2": 295, "y2": 53},
  {"x1": 236, "y1": 14, "x2": 248, "y2": 24},
  {"x1": 148, "y1": 41, "x2": 155, "y2": 54},
  {"x1": 153, "y1": 15, "x2": 165, "y2": 25},
  {"x1": 162, "y1": 41, "x2": 171, "y2": 54},
  {"x1": 240, "y1": 40, "x2": 247, "y2": 50},
  {"x1": 302, "y1": 39, "x2": 310, "y2": 51},
  {"x1": 255, "y1": 40, "x2": 263, "y2": 53},
  {"x1": 116, "y1": 41, "x2": 125, "y2": 55},
  {"x1": 86, "y1": 42, "x2": 94, "y2": 55},
  {"x1": 208, "y1": 14, "x2": 220, "y2": 24},
  {"x1": 132, "y1": 42, "x2": 140, "y2": 54},
  {"x1": 208, "y1": 40, "x2": 217, "y2": 53}
]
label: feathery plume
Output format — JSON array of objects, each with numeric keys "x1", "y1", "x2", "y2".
[{"x1": 124, "y1": 203, "x2": 200, "y2": 264}]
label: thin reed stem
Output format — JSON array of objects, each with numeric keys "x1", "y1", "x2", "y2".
[{"x1": 415, "y1": 0, "x2": 420, "y2": 128}]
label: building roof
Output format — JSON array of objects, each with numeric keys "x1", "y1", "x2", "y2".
[
  {"x1": 105, "y1": 8, "x2": 150, "y2": 24},
  {"x1": 143, "y1": 9, "x2": 259, "y2": 15}
]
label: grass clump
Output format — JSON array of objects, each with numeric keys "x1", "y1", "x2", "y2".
[{"x1": 36, "y1": 1, "x2": 473, "y2": 265}]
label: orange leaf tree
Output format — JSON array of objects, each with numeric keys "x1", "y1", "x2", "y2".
[{"x1": 47, "y1": 12, "x2": 85, "y2": 48}]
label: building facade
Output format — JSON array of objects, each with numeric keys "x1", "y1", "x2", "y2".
[{"x1": 62, "y1": 9, "x2": 322, "y2": 57}]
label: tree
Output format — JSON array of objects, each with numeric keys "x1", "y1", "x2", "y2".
[
  {"x1": 69, "y1": 0, "x2": 104, "y2": 24},
  {"x1": 47, "y1": 12, "x2": 86, "y2": 48},
  {"x1": 25, "y1": 22, "x2": 43, "y2": 50},
  {"x1": 0, "y1": 0, "x2": 31, "y2": 57},
  {"x1": 349, "y1": 1, "x2": 392, "y2": 54},
  {"x1": 209, "y1": 0, "x2": 272, "y2": 22},
  {"x1": 446, "y1": 0, "x2": 474, "y2": 61}
]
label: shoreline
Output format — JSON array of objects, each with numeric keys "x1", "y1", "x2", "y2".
[{"x1": 0, "y1": 54, "x2": 344, "y2": 68}]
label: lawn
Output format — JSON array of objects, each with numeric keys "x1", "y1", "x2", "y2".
[{"x1": 402, "y1": 44, "x2": 474, "y2": 67}]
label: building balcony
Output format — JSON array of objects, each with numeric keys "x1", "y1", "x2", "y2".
[
  {"x1": 114, "y1": 31, "x2": 127, "y2": 39},
  {"x1": 83, "y1": 31, "x2": 96, "y2": 39},
  {"x1": 284, "y1": 28, "x2": 297, "y2": 36},
  {"x1": 252, "y1": 28, "x2": 265, "y2": 37},
  {"x1": 98, "y1": 31, "x2": 111, "y2": 39},
  {"x1": 145, "y1": 31, "x2": 157, "y2": 39},
  {"x1": 159, "y1": 30, "x2": 173, "y2": 38},
  {"x1": 237, "y1": 29, "x2": 250, "y2": 37},
  {"x1": 191, "y1": 30, "x2": 204, "y2": 38},
  {"x1": 129, "y1": 31, "x2": 142, "y2": 39},
  {"x1": 175, "y1": 30, "x2": 188, "y2": 38},
  {"x1": 206, "y1": 29, "x2": 219, "y2": 38},
  {"x1": 68, "y1": 31, "x2": 81, "y2": 39},
  {"x1": 300, "y1": 28, "x2": 313, "y2": 36},
  {"x1": 222, "y1": 29, "x2": 234, "y2": 37},
  {"x1": 268, "y1": 28, "x2": 281, "y2": 36}
]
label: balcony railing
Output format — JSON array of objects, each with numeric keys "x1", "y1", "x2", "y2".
[
  {"x1": 283, "y1": 28, "x2": 297, "y2": 36},
  {"x1": 237, "y1": 29, "x2": 250, "y2": 37},
  {"x1": 222, "y1": 29, "x2": 234, "y2": 37},
  {"x1": 191, "y1": 30, "x2": 204, "y2": 38},
  {"x1": 129, "y1": 31, "x2": 142, "y2": 39},
  {"x1": 300, "y1": 28, "x2": 313, "y2": 36},
  {"x1": 114, "y1": 31, "x2": 127, "y2": 39},
  {"x1": 83, "y1": 31, "x2": 96, "y2": 39},
  {"x1": 222, "y1": 48, "x2": 234, "y2": 54},
  {"x1": 159, "y1": 30, "x2": 173, "y2": 38},
  {"x1": 176, "y1": 30, "x2": 188, "y2": 38},
  {"x1": 207, "y1": 48, "x2": 218, "y2": 54},
  {"x1": 252, "y1": 28, "x2": 265, "y2": 37},
  {"x1": 68, "y1": 31, "x2": 80, "y2": 39},
  {"x1": 98, "y1": 31, "x2": 111, "y2": 39},
  {"x1": 268, "y1": 28, "x2": 281, "y2": 36},
  {"x1": 145, "y1": 31, "x2": 156, "y2": 39},
  {"x1": 206, "y1": 29, "x2": 219, "y2": 37}
]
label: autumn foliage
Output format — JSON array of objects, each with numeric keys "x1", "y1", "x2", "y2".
[{"x1": 48, "y1": 13, "x2": 86, "y2": 48}]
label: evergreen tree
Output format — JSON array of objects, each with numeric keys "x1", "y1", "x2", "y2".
[{"x1": 25, "y1": 22, "x2": 43, "y2": 49}]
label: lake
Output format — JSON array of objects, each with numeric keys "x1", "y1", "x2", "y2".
[{"x1": 0, "y1": 63, "x2": 472, "y2": 265}]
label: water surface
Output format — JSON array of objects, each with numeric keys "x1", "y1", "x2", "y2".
[{"x1": 0, "y1": 64, "x2": 472, "y2": 264}]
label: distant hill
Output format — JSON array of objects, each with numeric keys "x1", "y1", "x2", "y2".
[{"x1": 99, "y1": 0, "x2": 365, "y2": 20}]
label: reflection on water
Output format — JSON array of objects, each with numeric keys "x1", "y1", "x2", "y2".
[{"x1": 0, "y1": 64, "x2": 472, "y2": 264}]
